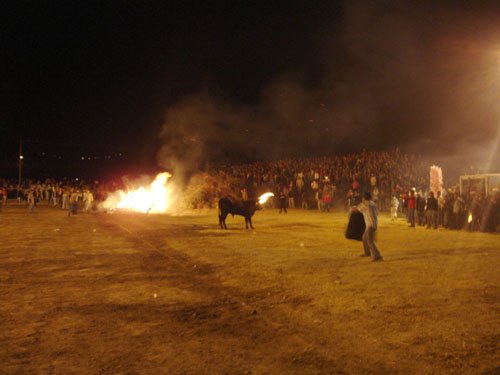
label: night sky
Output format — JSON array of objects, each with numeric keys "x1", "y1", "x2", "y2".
[{"x1": 2, "y1": 0, "x2": 500, "y2": 178}]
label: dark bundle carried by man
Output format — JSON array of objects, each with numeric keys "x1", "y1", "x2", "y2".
[{"x1": 345, "y1": 210, "x2": 366, "y2": 241}]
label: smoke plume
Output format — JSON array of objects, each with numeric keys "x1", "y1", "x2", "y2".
[{"x1": 158, "y1": 0, "x2": 500, "y2": 181}]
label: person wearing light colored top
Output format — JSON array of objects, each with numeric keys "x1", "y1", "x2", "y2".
[
  {"x1": 27, "y1": 191, "x2": 36, "y2": 213},
  {"x1": 83, "y1": 189, "x2": 94, "y2": 212},
  {"x1": 390, "y1": 195, "x2": 399, "y2": 221},
  {"x1": 353, "y1": 192, "x2": 383, "y2": 262}
]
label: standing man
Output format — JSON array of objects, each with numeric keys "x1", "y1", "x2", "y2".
[
  {"x1": 240, "y1": 187, "x2": 248, "y2": 201},
  {"x1": 353, "y1": 192, "x2": 383, "y2": 262},
  {"x1": 321, "y1": 182, "x2": 333, "y2": 212},
  {"x1": 68, "y1": 188, "x2": 79, "y2": 216},
  {"x1": 416, "y1": 192, "x2": 426, "y2": 226},
  {"x1": 390, "y1": 194, "x2": 399, "y2": 221},
  {"x1": 407, "y1": 189, "x2": 417, "y2": 227},
  {"x1": 288, "y1": 181, "x2": 295, "y2": 209},
  {"x1": 437, "y1": 191, "x2": 445, "y2": 227},
  {"x1": 426, "y1": 192, "x2": 438, "y2": 229},
  {"x1": 83, "y1": 188, "x2": 94, "y2": 213},
  {"x1": 278, "y1": 189, "x2": 288, "y2": 214},
  {"x1": 27, "y1": 190, "x2": 36, "y2": 213}
]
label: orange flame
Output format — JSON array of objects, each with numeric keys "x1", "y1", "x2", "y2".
[
  {"x1": 468, "y1": 213, "x2": 473, "y2": 223},
  {"x1": 102, "y1": 172, "x2": 172, "y2": 213}
]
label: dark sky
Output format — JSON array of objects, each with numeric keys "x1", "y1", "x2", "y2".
[{"x1": 2, "y1": 0, "x2": 500, "y2": 178}]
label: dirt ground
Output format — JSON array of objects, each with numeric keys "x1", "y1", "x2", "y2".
[{"x1": 0, "y1": 203, "x2": 499, "y2": 374}]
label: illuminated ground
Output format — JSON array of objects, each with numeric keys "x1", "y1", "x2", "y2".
[{"x1": 1, "y1": 204, "x2": 498, "y2": 374}]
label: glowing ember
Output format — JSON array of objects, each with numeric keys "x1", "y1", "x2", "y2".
[
  {"x1": 258, "y1": 192, "x2": 274, "y2": 204},
  {"x1": 102, "y1": 172, "x2": 173, "y2": 213},
  {"x1": 468, "y1": 213, "x2": 473, "y2": 223}
]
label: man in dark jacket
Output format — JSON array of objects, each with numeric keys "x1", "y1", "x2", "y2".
[
  {"x1": 426, "y1": 192, "x2": 438, "y2": 229},
  {"x1": 416, "y1": 192, "x2": 426, "y2": 226},
  {"x1": 278, "y1": 189, "x2": 288, "y2": 214}
]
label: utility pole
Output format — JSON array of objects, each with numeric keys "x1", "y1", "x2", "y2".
[{"x1": 18, "y1": 139, "x2": 23, "y2": 186}]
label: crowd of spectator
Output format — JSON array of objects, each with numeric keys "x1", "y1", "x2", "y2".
[
  {"x1": 0, "y1": 178, "x2": 100, "y2": 215},
  {"x1": 391, "y1": 188, "x2": 499, "y2": 233},
  {"x1": 198, "y1": 149, "x2": 498, "y2": 233},
  {"x1": 1, "y1": 149, "x2": 498, "y2": 232},
  {"x1": 212, "y1": 149, "x2": 429, "y2": 210}
]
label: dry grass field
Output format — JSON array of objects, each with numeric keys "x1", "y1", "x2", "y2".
[{"x1": 1, "y1": 203, "x2": 499, "y2": 374}]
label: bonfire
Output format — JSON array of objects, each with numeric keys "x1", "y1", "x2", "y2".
[{"x1": 101, "y1": 172, "x2": 173, "y2": 213}]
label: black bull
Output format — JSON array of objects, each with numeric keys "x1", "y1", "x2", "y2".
[{"x1": 218, "y1": 198, "x2": 261, "y2": 229}]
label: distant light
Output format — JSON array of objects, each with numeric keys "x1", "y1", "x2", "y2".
[
  {"x1": 19, "y1": 155, "x2": 24, "y2": 160},
  {"x1": 75, "y1": 178, "x2": 79, "y2": 181},
  {"x1": 81, "y1": 156, "x2": 85, "y2": 160}
]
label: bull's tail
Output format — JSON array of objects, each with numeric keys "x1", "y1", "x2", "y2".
[{"x1": 218, "y1": 198, "x2": 231, "y2": 229}]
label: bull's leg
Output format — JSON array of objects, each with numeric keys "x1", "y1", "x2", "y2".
[
  {"x1": 245, "y1": 217, "x2": 249, "y2": 229},
  {"x1": 248, "y1": 216, "x2": 254, "y2": 229},
  {"x1": 219, "y1": 213, "x2": 228, "y2": 229}
]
